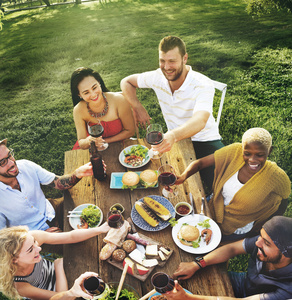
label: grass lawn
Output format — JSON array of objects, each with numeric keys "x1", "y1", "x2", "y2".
[
  {"x1": 0, "y1": 1, "x2": 291, "y2": 297},
  {"x1": 0, "y1": 0, "x2": 291, "y2": 202}
]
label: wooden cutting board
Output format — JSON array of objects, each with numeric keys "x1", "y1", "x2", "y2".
[{"x1": 106, "y1": 219, "x2": 173, "y2": 281}]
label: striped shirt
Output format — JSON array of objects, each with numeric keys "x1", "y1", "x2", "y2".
[
  {"x1": 137, "y1": 66, "x2": 221, "y2": 141},
  {"x1": 14, "y1": 258, "x2": 56, "y2": 295}
]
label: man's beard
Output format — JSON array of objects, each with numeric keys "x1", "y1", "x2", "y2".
[
  {"x1": 257, "y1": 247, "x2": 283, "y2": 264},
  {"x1": 162, "y1": 63, "x2": 184, "y2": 82},
  {"x1": 0, "y1": 163, "x2": 19, "y2": 178}
]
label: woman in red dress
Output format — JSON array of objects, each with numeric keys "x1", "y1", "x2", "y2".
[{"x1": 71, "y1": 67, "x2": 135, "y2": 150}]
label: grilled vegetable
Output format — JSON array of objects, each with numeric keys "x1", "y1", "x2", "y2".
[
  {"x1": 135, "y1": 202, "x2": 159, "y2": 227},
  {"x1": 143, "y1": 197, "x2": 171, "y2": 221}
]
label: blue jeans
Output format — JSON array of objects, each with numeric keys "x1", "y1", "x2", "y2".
[{"x1": 228, "y1": 271, "x2": 247, "y2": 298}]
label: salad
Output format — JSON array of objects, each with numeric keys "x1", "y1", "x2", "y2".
[
  {"x1": 79, "y1": 205, "x2": 101, "y2": 228},
  {"x1": 123, "y1": 145, "x2": 148, "y2": 167}
]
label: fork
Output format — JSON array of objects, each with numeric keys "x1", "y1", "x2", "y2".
[{"x1": 199, "y1": 197, "x2": 205, "y2": 220}]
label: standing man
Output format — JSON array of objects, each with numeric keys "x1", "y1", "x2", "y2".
[
  {"x1": 169, "y1": 216, "x2": 292, "y2": 299},
  {"x1": 121, "y1": 35, "x2": 224, "y2": 192},
  {"x1": 0, "y1": 138, "x2": 93, "y2": 232}
]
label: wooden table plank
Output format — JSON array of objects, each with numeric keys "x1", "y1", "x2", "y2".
[{"x1": 63, "y1": 138, "x2": 234, "y2": 298}]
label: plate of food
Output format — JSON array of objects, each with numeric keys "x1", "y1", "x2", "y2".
[
  {"x1": 149, "y1": 289, "x2": 192, "y2": 299},
  {"x1": 119, "y1": 144, "x2": 150, "y2": 168},
  {"x1": 131, "y1": 195, "x2": 175, "y2": 231},
  {"x1": 111, "y1": 170, "x2": 158, "y2": 190},
  {"x1": 172, "y1": 214, "x2": 221, "y2": 254},
  {"x1": 69, "y1": 203, "x2": 103, "y2": 230}
]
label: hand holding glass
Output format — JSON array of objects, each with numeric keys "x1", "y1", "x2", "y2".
[
  {"x1": 107, "y1": 210, "x2": 124, "y2": 229},
  {"x1": 88, "y1": 122, "x2": 108, "y2": 151},
  {"x1": 158, "y1": 164, "x2": 177, "y2": 198},
  {"x1": 146, "y1": 124, "x2": 164, "y2": 159},
  {"x1": 151, "y1": 272, "x2": 175, "y2": 294}
]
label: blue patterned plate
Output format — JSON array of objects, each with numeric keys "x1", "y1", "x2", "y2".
[{"x1": 131, "y1": 195, "x2": 175, "y2": 231}]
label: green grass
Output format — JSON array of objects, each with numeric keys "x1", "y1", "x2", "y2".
[
  {"x1": 0, "y1": 2, "x2": 291, "y2": 297},
  {"x1": 0, "y1": 1, "x2": 291, "y2": 200}
]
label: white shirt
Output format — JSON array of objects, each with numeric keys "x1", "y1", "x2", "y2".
[
  {"x1": 0, "y1": 159, "x2": 56, "y2": 230},
  {"x1": 137, "y1": 66, "x2": 221, "y2": 142},
  {"x1": 222, "y1": 171, "x2": 254, "y2": 234}
]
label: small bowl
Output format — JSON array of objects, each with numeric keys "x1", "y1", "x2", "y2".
[
  {"x1": 110, "y1": 203, "x2": 125, "y2": 214},
  {"x1": 175, "y1": 202, "x2": 192, "y2": 217}
]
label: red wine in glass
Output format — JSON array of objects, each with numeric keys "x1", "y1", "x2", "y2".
[
  {"x1": 107, "y1": 210, "x2": 124, "y2": 228},
  {"x1": 158, "y1": 164, "x2": 177, "y2": 198},
  {"x1": 146, "y1": 131, "x2": 163, "y2": 145},
  {"x1": 88, "y1": 123, "x2": 104, "y2": 138},
  {"x1": 158, "y1": 172, "x2": 177, "y2": 186}
]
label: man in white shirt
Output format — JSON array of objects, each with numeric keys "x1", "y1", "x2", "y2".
[
  {"x1": 121, "y1": 36, "x2": 224, "y2": 192},
  {"x1": 0, "y1": 138, "x2": 93, "y2": 232}
]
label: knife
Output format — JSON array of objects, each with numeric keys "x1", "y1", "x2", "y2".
[{"x1": 190, "y1": 192, "x2": 195, "y2": 217}]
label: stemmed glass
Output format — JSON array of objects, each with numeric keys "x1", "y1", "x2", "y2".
[
  {"x1": 107, "y1": 210, "x2": 124, "y2": 229},
  {"x1": 158, "y1": 164, "x2": 177, "y2": 198},
  {"x1": 88, "y1": 122, "x2": 108, "y2": 151},
  {"x1": 146, "y1": 124, "x2": 164, "y2": 159}
]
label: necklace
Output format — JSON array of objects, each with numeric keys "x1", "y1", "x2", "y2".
[{"x1": 87, "y1": 93, "x2": 109, "y2": 119}]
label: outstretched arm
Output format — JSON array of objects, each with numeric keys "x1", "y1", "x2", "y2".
[
  {"x1": 31, "y1": 222, "x2": 110, "y2": 246},
  {"x1": 175, "y1": 153, "x2": 215, "y2": 185},
  {"x1": 120, "y1": 74, "x2": 151, "y2": 128},
  {"x1": 47, "y1": 162, "x2": 93, "y2": 190},
  {"x1": 153, "y1": 110, "x2": 209, "y2": 153},
  {"x1": 173, "y1": 239, "x2": 246, "y2": 280}
]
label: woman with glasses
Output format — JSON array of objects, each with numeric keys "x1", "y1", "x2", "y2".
[{"x1": 71, "y1": 67, "x2": 136, "y2": 150}]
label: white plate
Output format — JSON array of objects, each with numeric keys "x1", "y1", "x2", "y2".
[
  {"x1": 172, "y1": 214, "x2": 221, "y2": 254},
  {"x1": 119, "y1": 145, "x2": 150, "y2": 169},
  {"x1": 131, "y1": 195, "x2": 175, "y2": 231},
  {"x1": 69, "y1": 203, "x2": 103, "y2": 230}
]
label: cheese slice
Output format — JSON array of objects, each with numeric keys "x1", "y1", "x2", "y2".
[
  {"x1": 142, "y1": 258, "x2": 159, "y2": 267},
  {"x1": 129, "y1": 249, "x2": 144, "y2": 265},
  {"x1": 146, "y1": 244, "x2": 158, "y2": 256},
  {"x1": 158, "y1": 250, "x2": 166, "y2": 261},
  {"x1": 160, "y1": 246, "x2": 171, "y2": 256}
]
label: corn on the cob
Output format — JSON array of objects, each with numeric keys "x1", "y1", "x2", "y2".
[
  {"x1": 143, "y1": 197, "x2": 171, "y2": 221},
  {"x1": 135, "y1": 202, "x2": 159, "y2": 227}
]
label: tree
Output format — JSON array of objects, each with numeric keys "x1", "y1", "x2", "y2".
[
  {"x1": 246, "y1": 0, "x2": 292, "y2": 15},
  {"x1": 0, "y1": 10, "x2": 3, "y2": 30}
]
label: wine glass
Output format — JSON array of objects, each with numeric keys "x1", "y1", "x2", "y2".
[
  {"x1": 146, "y1": 124, "x2": 164, "y2": 159},
  {"x1": 151, "y1": 272, "x2": 175, "y2": 294},
  {"x1": 88, "y1": 122, "x2": 108, "y2": 151},
  {"x1": 107, "y1": 210, "x2": 124, "y2": 229},
  {"x1": 158, "y1": 164, "x2": 177, "y2": 198}
]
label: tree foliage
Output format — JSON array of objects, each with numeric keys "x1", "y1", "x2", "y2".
[{"x1": 245, "y1": 0, "x2": 292, "y2": 15}]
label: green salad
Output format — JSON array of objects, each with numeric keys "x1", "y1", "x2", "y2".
[
  {"x1": 106, "y1": 287, "x2": 138, "y2": 300},
  {"x1": 81, "y1": 205, "x2": 101, "y2": 228},
  {"x1": 123, "y1": 145, "x2": 148, "y2": 159}
]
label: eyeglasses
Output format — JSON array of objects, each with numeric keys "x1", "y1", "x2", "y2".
[{"x1": 0, "y1": 149, "x2": 15, "y2": 167}]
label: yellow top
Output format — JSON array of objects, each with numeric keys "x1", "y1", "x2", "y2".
[{"x1": 209, "y1": 143, "x2": 291, "y2": 235}]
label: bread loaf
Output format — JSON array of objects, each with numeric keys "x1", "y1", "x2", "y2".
[{"x1": 99, "y1": 242, "x2": 117, "y2": 260}]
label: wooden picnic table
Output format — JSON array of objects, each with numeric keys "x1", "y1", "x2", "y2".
[{"x1": 63, "y1": 138, "x2": 234, "y2": 298}]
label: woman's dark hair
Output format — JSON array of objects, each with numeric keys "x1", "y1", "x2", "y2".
[{"x1": 71, "y1": 67, "x2": 109, "y2": 106}]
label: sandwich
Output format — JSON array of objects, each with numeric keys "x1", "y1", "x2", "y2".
[
  {"x1": 177, "y1": 224, "x2": 200, "y2": 247},
  {"x1": 122, "y1": 171, "x2": 140, "y2": 190},
  {"x1": 139, "y1": 170, "x2": 158, "y2": 188}
]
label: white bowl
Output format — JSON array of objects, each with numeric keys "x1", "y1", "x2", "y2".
[{"x1": 174, "y1": 202, "x2": 192, "y2": 217}]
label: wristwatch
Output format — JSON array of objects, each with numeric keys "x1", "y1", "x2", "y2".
[{"x1": 194, "y1": 256, "x2": 206, "y2": 268}]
